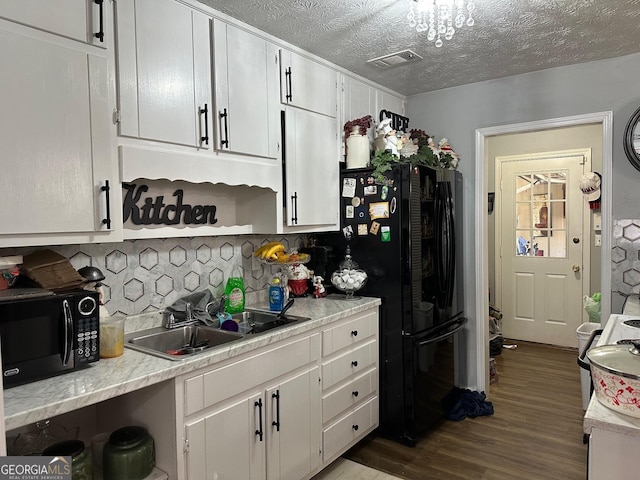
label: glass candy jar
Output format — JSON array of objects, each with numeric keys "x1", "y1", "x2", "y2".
[{"x1": 331, "y1": 246, "x2": 367, "y2": 299}]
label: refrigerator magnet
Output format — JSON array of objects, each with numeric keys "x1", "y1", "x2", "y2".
[
  {"x1": 342, "y1": 225, "x2": 354, "y2": 240},
  {"x1": 381, "y1": 185, "x2": 389, "y2": 200},
  {"x1": 356, "y1": 205, "x2": 366, "y2": 219},
  {"x1": 357, "y1": 224, "x2": 368, "y2": 236},
  {"x1": 369, "y1": 202, "x2": 389, "y2": 220},
  {"x1": 390, "y1": 197, "x2": 397, "y2": 214},
  {"x1": 381, "y1": 225, "x2": 391, "y2": 242},
  {"x1": 342, "y1": 178, "x2": 356, "y2": 197},
  {"x1": 345, "y1": 205, "x2": 354, "y2": 219},
  {"x1": 370, "y1": 221, "x2": 380, "y2": 235},
  {"x1": 364, "y1": 185, "x2": 377, "y2": 196}
]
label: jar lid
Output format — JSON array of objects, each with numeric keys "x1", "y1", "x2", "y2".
[
  {"x1": 108, "y1": 426, "x2": 149, "y2": 447},
  {"x1": 42, "y1": 440, "x2": 85, "y2": 458},
  {"x1": 586, "y1": 342, "x2": 640, "y2": 380}
]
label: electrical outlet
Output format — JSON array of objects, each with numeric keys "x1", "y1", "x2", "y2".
[{"x1": 594, "y1": 234, "x2": 602, "y2": 247}]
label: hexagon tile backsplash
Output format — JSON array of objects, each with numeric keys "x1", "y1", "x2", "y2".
[
  {"x1": 612, "y1": 219, "x2": 640, "y2": 297},
  {"x1": 2, "y1": 235, "x2": 304, "y2": 316}
]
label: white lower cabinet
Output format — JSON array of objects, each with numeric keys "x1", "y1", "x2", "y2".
[
  {"x1": 320, "y1": 308, "x2": 379, "y2": 464},
  {"x1": 179, "y1": 333, "x2": 322, "y2": 480}
]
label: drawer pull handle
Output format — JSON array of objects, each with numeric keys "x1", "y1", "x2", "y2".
[
  {"x1": 352, "y1": 424, "x2": 359, "y2": 431},
  {"x1": 352, "y1": 391, "x2": 359, "y2": 397},
  {"x1": 351, "y1": 330, "x2": 358, "y2": 337},
  {"x1": 351, "y1": 361, "x2": 358, "y2": 367}
]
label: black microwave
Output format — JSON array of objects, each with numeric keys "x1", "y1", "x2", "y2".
[{"x1": 0, "y1": 289, "x2": 100, "y2": 388}]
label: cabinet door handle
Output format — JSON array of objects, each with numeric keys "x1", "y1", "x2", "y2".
[
  {"x1": 101, "y1": 180, "x2": 111, "y2": 229},
  {"x1": 219, "y1": 108, "x2": 229, "y2": 148},
  {"x1": 199, "y1": 104, "x2": 209, "y2": 146},
  {"x1": 285, "y1": 67, "x2": 292, "y2": 101},
  {"x1": 351, "y1": 330, "x2": 358, "y2": 337},
  {"x1": 272, "y1": 390, "x2": 280, "y2": 432},
  {"x1": 352, "y1": 390, "x2": 359, "y2": 398},
  {"x1": 351, "y1": 360, "x2": 358, "y2": 367},
  {"x1": 94, "y1": 0, "x2": 104, "y2": 42},
  {"x1": 291, "y1": 192, "x2": 298, "y2": 224},
  {"x1": 254, "y1": 399, "x2": 264, "y2": 441},
  {"x1": 352, "y1": 424, "x2": 359, "y2": 431}
]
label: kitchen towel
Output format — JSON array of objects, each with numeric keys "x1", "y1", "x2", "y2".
[
  {"x1": 441, "y1": 387, "x2": 494, "y2": 421},
  {"x1": 166, "y1": 290, "x2": 218, "y2": 326}
]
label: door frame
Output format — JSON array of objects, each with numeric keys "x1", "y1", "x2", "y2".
[
  {"x1": 474, "y1": 112, "x2": 613, "y2": 391},
  {"x1": 494, "y1": 149, "x2": 592, "y2": 343}
]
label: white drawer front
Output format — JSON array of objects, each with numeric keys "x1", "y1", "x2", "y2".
[
  {"x1": 322, "y1": 396, "x2": 378, "y2": 462},
  {"x1": 322, "y1": 369, "x2": 376, "y2": 423},
  {"x1": 321, "y1": 339, "x2": 376, "y2": 390},
  {"x1": 183, "y1": 333, "x2": 319, "y2": 415},
  {"x1": 322, "y1": 309, "x2": 377, "y2": 356}
]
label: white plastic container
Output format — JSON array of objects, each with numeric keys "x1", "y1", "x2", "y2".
[{"x1": 577, "y1": 322, "x2": 601, "y2": 410}]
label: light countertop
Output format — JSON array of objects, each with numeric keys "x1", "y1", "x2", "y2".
[{"x1": 3, "y1": 295, "x2": 381, "y2": 432}]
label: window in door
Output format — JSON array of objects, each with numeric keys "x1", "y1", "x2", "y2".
[{"x1": 515, "y1": 171, "x2": 567, "y2": 258}]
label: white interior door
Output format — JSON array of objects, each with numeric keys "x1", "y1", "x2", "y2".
[{"x1": 497, "y1": 150, "x2": 589, "y2": 347}]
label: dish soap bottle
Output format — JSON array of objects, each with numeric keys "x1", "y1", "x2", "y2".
[
  {"x1": 269, "y1": 275, "x2": 285, "y2": 312},
  {"x1": 225, "y1": 266, "x2": 246, "y2": 314}
]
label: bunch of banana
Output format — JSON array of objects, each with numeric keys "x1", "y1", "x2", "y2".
[{"x1": 254, "y1": 241, "x2": 288, "y2": 261}]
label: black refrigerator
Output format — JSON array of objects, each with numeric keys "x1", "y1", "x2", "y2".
[{"x1": 316, "y1": 163, "x2": 466, "y2": 445}]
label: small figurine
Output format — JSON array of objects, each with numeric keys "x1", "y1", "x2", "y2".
[
  {"x1": 438, "y1": 137, "x2": 460, "y2": 169},
  {"x1": 312, "y1": 275, "x2": 327, "y2": 298}
]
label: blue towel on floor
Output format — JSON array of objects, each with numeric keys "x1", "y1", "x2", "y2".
[{"x1": 442, "y1": 387, "x2": 494, "y2": 421}]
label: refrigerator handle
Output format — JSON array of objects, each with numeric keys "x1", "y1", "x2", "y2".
[{"x1": 414, "y1": 316, "x2": 467, "y2": 347}]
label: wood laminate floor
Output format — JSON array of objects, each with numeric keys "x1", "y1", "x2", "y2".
[{"x1": 344, "y1": 341, "x2": 588, "y2": 480}]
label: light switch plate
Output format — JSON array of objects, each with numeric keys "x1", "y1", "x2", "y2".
[
  {"x1": 593, "y1": 212, "x2": 602, "y2": 231},
  {"x1": 594, "y1": 233, "x2": 602, "y2": 247}
]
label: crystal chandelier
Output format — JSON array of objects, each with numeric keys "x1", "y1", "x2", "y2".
[{"x1": 407, "y1": 0, "x2": 476, "y2": 47}]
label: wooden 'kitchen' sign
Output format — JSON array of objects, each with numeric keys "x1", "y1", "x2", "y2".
[{"x1": 123, "y1": 183, "x2": 218, "y2": 226}]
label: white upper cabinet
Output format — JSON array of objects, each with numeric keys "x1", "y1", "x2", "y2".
[
  {"x1": 377, "y1": 90, "x2": 406, "y2": 119},
  {"x1": 212, "y1": 19, "x2": 279, "y2": 159},
  {"x1": 342, "y1": 74, "x2": 406, "y2": 126},
  {"x1": 283, "y1": 108, "x2": 339, "y2": 229},
  {"x1": 280, "y1": 49, "x2": 337, "y2": 118},
  {"x1": 0, "y1": 5, "x2": 121, "y2": 247},
  {"x1": 0, "y1": 0, "x2": 107, "y2": 47},
  {"x1": 342, "y1": 75, "x2": 377, "y2": 126},
  {"x1": 116, "y1": 0, "x2": 212, "y2": 149}
]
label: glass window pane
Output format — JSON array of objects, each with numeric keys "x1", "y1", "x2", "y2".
[
  {"x1": 534, "y1": 237, "x2": 548, "y2": 257},
  {"x1": 516, "y1": 202, "x2": 532, "y2": 229}
]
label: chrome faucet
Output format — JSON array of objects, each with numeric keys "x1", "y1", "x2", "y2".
[{"x1": 164, "y1": 301, "x2": 200, "y2": 329}]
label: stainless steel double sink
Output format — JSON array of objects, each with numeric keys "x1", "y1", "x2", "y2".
[{"x1": 124, "y1": 309, "x2": 311, "y2": 361}]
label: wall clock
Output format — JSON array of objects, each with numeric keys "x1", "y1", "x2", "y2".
[{"x1": 623, "y1": 105, "x2": 640, "y2": 172}]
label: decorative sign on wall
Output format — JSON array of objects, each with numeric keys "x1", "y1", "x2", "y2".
[
  {"x1": 379, "y1": 109, "x2": 409, "y2": 132},
  {"x1": 123, "y1": 183, "x2": 218, "y2": 226}
]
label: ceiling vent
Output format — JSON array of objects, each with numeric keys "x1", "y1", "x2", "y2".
[{"x1": 367, "y1": 49, "x2": 423, "y2": 69}]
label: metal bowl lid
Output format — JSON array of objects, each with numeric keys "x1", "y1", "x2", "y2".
[{"x1": 586, "y1": 342, "x2": 640, "y2": 380}]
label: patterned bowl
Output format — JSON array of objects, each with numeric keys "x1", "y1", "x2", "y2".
[{"x1": 587, "y1": 343, "x2": 640, "y2": 419}]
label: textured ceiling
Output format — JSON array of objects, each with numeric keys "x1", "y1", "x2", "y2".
[{"x1": 199, "y1": 0, "x2": 640, "y2": 96}]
